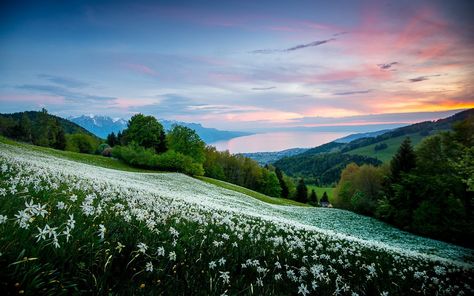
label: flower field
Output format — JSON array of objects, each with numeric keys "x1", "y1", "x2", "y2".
[{"x1": 0, "y1": 142, "x2": 473, "y2": 295}]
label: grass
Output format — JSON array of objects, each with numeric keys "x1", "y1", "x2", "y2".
[
  {"x1": 345, "y1": 133, "x2": 427, "y2": 162},
  {"x1": 306, "y1": 185, "x2": 334, "y2": 203},
  {"x1": 1, "y1": 141, "x2": 472, "y2": 295},
  {"x1": 197, "y1": 176, "x2": 309, "y2": 207},
  {"x1": 0, "y1": 136, "x2": 307, "y2": 207},
  {"x1": 0, "y1": 136, "x2": 154, "y2": 173}
]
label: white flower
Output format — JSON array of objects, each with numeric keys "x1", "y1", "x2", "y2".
[
  {"x1": 157, "y1": 246, "x2": 165, "y2": 256},
  {"x1": 56, "y1": 201, "x2": 66, "y2": 210},
  {"x1": 218, "y1": 257, "x2": 226, "y2": 266},
  {"x1": 98, "y1": 224, "x2": 106, "y2": 240},
  {"x1": 209, "y1": 261, "x2": 217, "y2": 269},
  {"x1": 63, "y1": 227, "x2": 72, "y2": 242},
  {"x1": 219, "y1": 271, "x2": 230, "y2": 284},
  {"x1": 116, "y1": 242, "x2": 125, "y2": 253},
  {"x1": 137, "y1": 242, "x2": 148, "y2": 254},
  {"x1": 274, "y1": 273, "x2": 282, "y2": 281},
  {"x1": 169, "y1": 251, "x2": 176, "y2": 261},
  {"x1": 145, "y1": 261, "x2": 153, "y2": 272},
  {"x1": 298, "y1": 283, "x2": 309, "y2": 296},
  {"x1": 256, "y1": 277, "x2": 263, "y2": 287},
  {"x1": 0, "y1": 214, "x2": 7, "y2": 224},
  {"x1": 67, "y1": 214, "x2": 75, "y2": 229},
  {"x1": 70, "y1": 194, "x2": 78, "y2": 202},
  {"x1": 381, "y1": 292, "x2": 389, "y2": 296}
]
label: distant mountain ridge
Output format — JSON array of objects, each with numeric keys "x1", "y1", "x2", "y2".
[
  {"x1": 241, "y1": 148, "x2": 309, "y2": 166},
  {"x1": 273, "y1": 108, "x2": 474, "y2": 185},
  {"x1": 69, "y1": 115, "x2": 251, "y2": 143}
]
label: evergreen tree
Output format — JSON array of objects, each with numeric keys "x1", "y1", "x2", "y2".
[
  {"x1": 295, "y1": 178, "x2": 308, "y2": 203},
  {"x1": 33, "y1": 108, "x2": 50, "y2": 147},
  {"x1": 390, "y1": 137, "x2": 416, "y2": 181},
  {"x1": 117, "y1": 131, "x2": 123, "y2": 145},
  {"x1": 107, "y1": 132, "x2": 117, "y2": 147},
  {"x1": 309, "y1": 189, "x2": 318, "y2": 206},
  {"x1": 275, "y1": 167, "x2": 289, "y2": 198},
  {"x1": 54, "y1": 126, "x2": 67, "y2": 150},
  {"x1": 18, "y1": 113, "x2": 32, "y2": 142},
  {"x1": 156, "y1": 129, "x2": 167, "y2": 153},
  {"x1": 320, "y1": 191, "x2": 329, "y2": 204}
]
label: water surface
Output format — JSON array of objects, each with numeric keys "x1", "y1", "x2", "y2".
[{"x1": 210, "y1": 131, "x2": 351, "y2": 153}]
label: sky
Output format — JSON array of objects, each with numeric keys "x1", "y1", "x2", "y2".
[{"x1": 1, "y1": 0, "x2": 473, "y2": 132}]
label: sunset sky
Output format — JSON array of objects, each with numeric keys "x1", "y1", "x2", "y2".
[{"x1": 1, "y1": 0, "x2": 473, "y2": 131}]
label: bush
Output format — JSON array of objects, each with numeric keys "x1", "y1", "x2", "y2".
[
  {"x1": 65, "y1": 134, "x2": 98, "y2": 154},
  {"x1": 112, "y1": 144, "x2": 204, "y2": 176}
]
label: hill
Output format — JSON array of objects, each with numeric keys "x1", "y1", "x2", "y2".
[
  {"x1": 1, "y1": 111, "x2": 96, "y2": 137},
  {"x1": 275, "y1": 109, "x2": 474, "y2": 184},
  {"x1": 70, "y1": 115, "x2": 251, "y2": 142},
  {"x1": 241, "y1": 147, "x2": 309, "y2": 165},
  {"x1": 0, "y1": 138, "x2": 472, "y2": 295}
]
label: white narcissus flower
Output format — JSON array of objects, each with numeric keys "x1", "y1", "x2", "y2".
[
  {"x1": 145, "y1": 261, "x2": 153, "y2": 272},
  {"x1": 98, "y1": 224, "x2": 106, "y2": 240},
  {"x1": 0, "y1": 214, "x2": 7, "y2": 224}
]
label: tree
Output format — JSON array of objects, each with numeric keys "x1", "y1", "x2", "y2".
[
  {"x1": 390, "y1": 137, "x2": 416, "y2": 182},
  {"x1": 117, "y1": 131, "x2": 124, "y2": 145},
  {"x1": 275, "y1": 167, "x2": 289, "y2": 198},
  {"x1": 17, "y1": 113, "x2": 32, "y2": 142},
  {"x1": 53, "y1": 126, "x2": 67, "y2": 150},
  {"x1": 33, "y1": 108, "x2": 51, "y2": 147},
  {"x1": 107, "y1": 132, "x2": 117, "y2": 147},
  {"x1": 309, "y1": 189, "x2": 318, "y2": 206},
  {"x1": 295, "y1": 178, "x2": 308, "y2": 203},
  {"x1": 122, "y1": 114, "x2": 166, "y2": 153},
  {"x1": 320, "y1": 191, "x2": 329, "y2": 204},
  {"x1": 167, "y1": 125, "x2": 205, "y2": 163}
]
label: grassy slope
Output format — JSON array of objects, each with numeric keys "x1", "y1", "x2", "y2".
[
  {"x1": 197, "y1": 176, "x2": 309, "y2": 207},
  {"x1": 307, "y1": 185, "x2": 334, "y2": 203},
  {"x1": 0, "y1": 136, "x2": 306, "y2": 207},
  {"x1": 345, "y1": 133, "x2": 426, "y2": 162},
  {"x1": 0, "y1": 136, "x2": 154, "y2": 172}
]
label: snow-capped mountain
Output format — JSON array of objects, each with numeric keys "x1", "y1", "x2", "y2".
[{"x1": 69, "y1": 115, "x2": 251, "y2": 143}]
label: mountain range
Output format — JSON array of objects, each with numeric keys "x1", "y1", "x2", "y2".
[{"x1": 69, "y1": 115, "x2": 251, "y2": 143}]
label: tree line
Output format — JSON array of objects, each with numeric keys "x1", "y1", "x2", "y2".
[
  {"x1": 333, "y1": 117, "x2": 474, "y2": 247},
  {"x1": 0, "y1": 109, "x2": 100, "y2": 153}
]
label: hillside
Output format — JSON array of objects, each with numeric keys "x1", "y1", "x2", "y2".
[
  {"x1": 275, "y1": 109, "x2": 474, "y2": 184},
  {"x1": 0, "y1": 111, "x2": 96, "y2": 137},
  {"x1": 241, "y1": 147, "x2": 309, "y2": 165},
  {"x1": 0, "y1": 139, "x2": 472, "y2": 295},
  {"x1": 70, "y1": 115, "x2": 251, "y2": 143}
]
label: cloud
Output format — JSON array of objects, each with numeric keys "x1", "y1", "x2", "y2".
[
  {"x1": 377, "y1": 62, "x2": 398, "y2": 70},
  {"x1": 250, "y1": 38, "x2": 335, "y2": 54},
  {"x1": 251, "y1": 86, "x2": 276, "y2": 91},
  {"x1": 408, "y1": 74, "x2": 441, "y2": 82},
  {"x1": 17, "y1": 84, "x2": 116, "y2": 103},
  {"x1": 37, "y1": 74, "x2": 88, "y2": 88},
  {"x1": 333, "y1": 89, "x2": 372, "y2": 96},
  {"x1": 123, "y1": 63, "x2": 158, "y2": 76}
]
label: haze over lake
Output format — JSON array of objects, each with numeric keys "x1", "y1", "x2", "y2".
[{"x1": 210, "y1": 131, "x2": 351, "y2": 153}]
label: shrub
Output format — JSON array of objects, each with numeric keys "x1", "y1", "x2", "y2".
[
  {"x1": 112, "y1": 144, "x2": 204, "y2": 176},
  {"x1": 65, "y1": 134, "x2": 98, "y2": 154}
]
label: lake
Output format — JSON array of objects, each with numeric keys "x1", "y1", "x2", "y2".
[{"x1": 209, "y1": 131, "x2": 351, "y2": 153}]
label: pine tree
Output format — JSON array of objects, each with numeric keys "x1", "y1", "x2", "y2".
[
  {"x1": 320, "y1": 191, "x2": 329, "y2": 205},
  {"x1": 54, "y1": 127, "x2": 67, "y2": 150},
  {"x1": 117, "y1": 131, "x2": 123, "y2": 145},
  {"x1": 309, "y1": 189, "x2": 318, "y2": 206},
  {"x1": 107, "y1": 132, "x2": 117, "y2": 147},
  {"x1": 156, "y1": 129, "x2": 167, "y2": 153},
  {"x1": 18, "y1": 113, "x2": 32, "y2": 142},
  {"x1": 295, "y1": 178, "x2": 308, "y2": 203},
  {"x1": 390, "y1": 137, "x2": 416, "y2": 181},
  {"x1": 275, "y1": 167, "x2": 289, "y2": 198}
]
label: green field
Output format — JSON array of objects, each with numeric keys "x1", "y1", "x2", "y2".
[
  {"x1": 345, "y1": 133, "x2": 427, "y2": 162},
  {"x1": 198, "y1": 176, "x2": 308, "y2": 207},
  {"x1": 307, "y1": 185, "x2": 334, "y2": 203}
]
